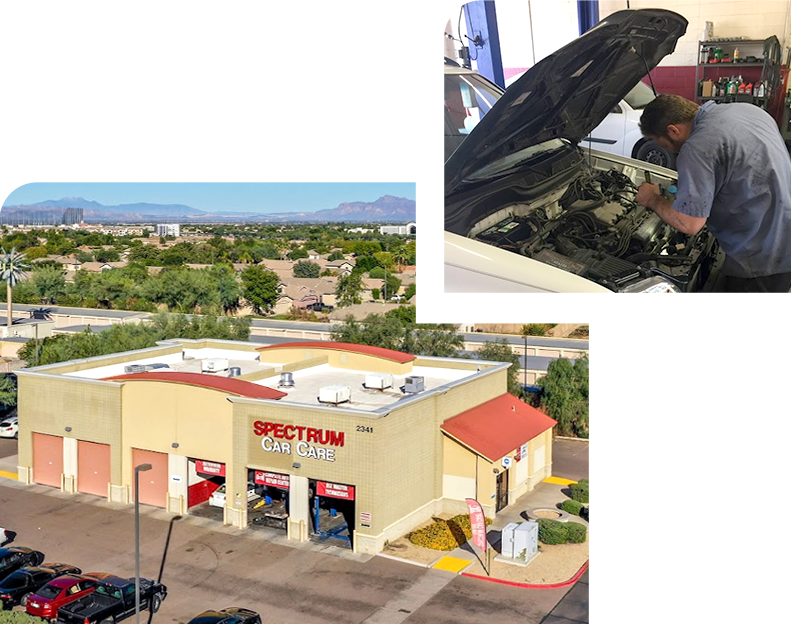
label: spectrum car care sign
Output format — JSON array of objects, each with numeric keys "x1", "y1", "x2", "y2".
[{"x1": 253, "y1": 420, "x2": 345, "y2": 462}]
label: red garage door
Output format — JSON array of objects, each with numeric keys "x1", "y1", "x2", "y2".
[
  {"x1": 132, "y1": 449, "x2": 168, "y2": 508},
  {"x1": 78, "y1": 441, "x2": 111, "y2": 498},
  {"x1": 33, "y1": 433, "x2": 63, "y2": 488}
]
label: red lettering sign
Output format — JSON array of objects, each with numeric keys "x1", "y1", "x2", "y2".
[
  {"x1": 316, "y1": 481, "x2": 355, "y2": 500},
  {"x1": 195, "y1": 460, "x2": 225, "y2": 477},
  {"x1": 252, "y1": 421, "x2": 345, "y2": 447},
  {"x1": 254, "y1": 471, "x2": 290, "y2": 489}
]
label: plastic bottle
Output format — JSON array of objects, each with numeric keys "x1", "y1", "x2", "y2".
[
  {"x1": 745, "y1": 82, "x2": 753, "y2": 95},
  {"x1": 733, "y1": 47, "x2": 740, "y2": 61}
]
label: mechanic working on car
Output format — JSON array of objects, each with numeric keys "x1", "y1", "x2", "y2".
[{"x1": 634, "y1": 94, "x2": 791, "y2": 292}]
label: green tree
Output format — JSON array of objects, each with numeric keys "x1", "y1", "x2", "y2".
[
  {"x1": 17, "y1": 314, "x2": 252, "y2": 366},
  {"x1": 241, "y1": 265, "x2": 280, "y2": 315},
  {"x1": 335, "y1": 272, "x2": 363, "y2": 307},
  {"x1": 0, "y1": 248, "x2": 29, "y2": 330},
  {"x1": 403, "y1": 324, "x2": 464, "y2": 357},
  {"x1": 477, "y1": 339, "x2": 523, "y2": 397},
  {"x1": 287, "y1": 248, "x2": 309, "y2": 261},
  {"x1": 403, "y1": 283, "x2": 416, "y2": 300},
  {"x1": 0, "y1": 374, "x2": 17, "y2": 407},
  {"x1": 327, "y1": 250, "x2": 344, "y2": 261},
  {"x1": 537, "y1": 356, "x2": 589, "y2": 438},
  {"x1": 293, "y1": 260, "x2": 321, "y2": 279},
  {"x1": 94, "y1": 248, "x2": 120, "y2": 263},
  {"x1": 30, "y1": 266, "x2": 66, "y2": 304}
]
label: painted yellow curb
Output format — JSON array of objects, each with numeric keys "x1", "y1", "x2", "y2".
[
  {"x1": 543, "y1": 476, "x2": 577, "y2": 486},
  {"x1": 0, "y1": 469, "x2": 18, "y2": 480},
  {"x1": 432, "y1": 556, "x2": 473, "y2": 573}
]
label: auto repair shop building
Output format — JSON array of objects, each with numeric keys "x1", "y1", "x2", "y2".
[{"x1": 15, "y1": 339, "x2": 556, "y2": 554}]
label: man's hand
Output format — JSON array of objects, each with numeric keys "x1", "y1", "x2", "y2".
[
  {"x1": 635, "y1": 182, "x2": 707, "y2": 235},
  {"x1": 636, "y1": 182, "x2": 662, "y2": 210}
]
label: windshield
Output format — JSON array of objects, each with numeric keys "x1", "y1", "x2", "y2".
[
  {"x1": 1, "y1": 573, "x2": 28, "y2": 589},
  {"x1": 36, "y1": 584, "x2": 62, "y2": 599},
  {"x1": 444, "y1": 71, "x2": 502, "y2": 161},
  {"x1": 623, "y1": 81, "x2": 656, "y2": 110},
  {"x1": 465, "y1": 139, "x2": 569, "y2": 181}
]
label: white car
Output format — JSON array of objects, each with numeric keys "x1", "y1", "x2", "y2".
[
  {"x1": 444, "y1": 8, "x2": 721, "y2": 293},
  {"x1": 0, "y1": 415, "x2": 17, "y2": 439},
  {"x1": 582, "y1": 80, "x2": 676, "y2": 169},
  {"x1": 208, "y1": 482, "x2": 259, "y2": 508}
]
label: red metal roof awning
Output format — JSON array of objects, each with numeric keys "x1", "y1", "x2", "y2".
[
  {"x1": 440, "y1": 394, "x2": 557, "y2": 462},
  {"x1": 102, "y1": 371, "x2": 287, "y2": 400},
  {"x1": 255, "y1": 341, "x2": 416, "y2": 364}
]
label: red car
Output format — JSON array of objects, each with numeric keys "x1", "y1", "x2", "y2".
[{"x1": 26, "y1": 573, "x2": 112, "y2": 621}]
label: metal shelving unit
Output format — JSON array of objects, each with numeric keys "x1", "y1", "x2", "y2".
[{"x1": 695, "y1": 36, "x2": 781, "y2": 109}]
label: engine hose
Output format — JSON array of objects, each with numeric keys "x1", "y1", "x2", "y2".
[{"x1": 626, "y1": 253, "x2": 693, "y2": 265}]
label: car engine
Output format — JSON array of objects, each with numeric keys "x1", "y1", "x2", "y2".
[{"x1": 471, "y1": 167, "x2": 720, "y2": 292}]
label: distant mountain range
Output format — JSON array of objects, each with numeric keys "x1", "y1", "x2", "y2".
[{"x1": 0, "y1": 195, "x2": 416, "y2": 224}]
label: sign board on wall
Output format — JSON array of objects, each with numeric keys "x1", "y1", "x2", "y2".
[
  {"x1": 316, "y1": 481, "x2": 355, "y2": 500},
  {"x1": 195, "y1": 460, "x2": 225, "y2": 477},
  {"x1": 254, "y1": 470, "x2": 290, "y2": 490}
]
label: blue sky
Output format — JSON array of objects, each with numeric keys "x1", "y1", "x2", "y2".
[{"x1": 3, "y1": 182, "x2": 415, "y2": 213}]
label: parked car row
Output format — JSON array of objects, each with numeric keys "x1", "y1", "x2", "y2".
[
  {"x1": 1, "y1": 545, "x2": 260, "y2": 623},
  {"x1": 0, "y1": 545, "x2": 166, "y2": 622}
]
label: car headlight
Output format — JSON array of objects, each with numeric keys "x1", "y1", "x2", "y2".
[{"x1": 619, "y1": 276, "x2": 681, "y2": 293}]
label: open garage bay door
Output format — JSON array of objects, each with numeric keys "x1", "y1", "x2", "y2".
[
  {"x1": 188, "y1": 459, "x2": 224, "y2": 508},
  {"x1": 132, "y1": 448, "x2": 168, "y2": 508},
  {"x1": 78, "y1": 441, "x2": 111, "y2": 498},
  {"x1": 33, "y1": 433, "x2": 63, "y2": 488}
]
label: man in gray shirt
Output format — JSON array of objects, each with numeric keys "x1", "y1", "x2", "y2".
[{"x1": 635, "y1": 94, "x2": 791, "y2": 292}]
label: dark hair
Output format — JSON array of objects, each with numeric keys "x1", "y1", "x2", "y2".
[{"x1": 639, "y1": 94, "x2": 699, "y2": 137}]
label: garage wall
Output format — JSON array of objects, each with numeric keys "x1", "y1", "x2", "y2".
[{"x1": 599, "y1": 0, "x2": 791, "y2": 101}]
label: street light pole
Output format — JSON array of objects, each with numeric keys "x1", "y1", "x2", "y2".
[{"x1": 134, "y1": 463, "x2": 152, "y2": 624}]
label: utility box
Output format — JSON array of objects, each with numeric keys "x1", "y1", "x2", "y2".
[
  {"x1": 500, "y1": 523, "x2": 520, "y2": 558},
  {"x1": 318, "y1": 385, "x2": 351, "y2": 405},
  {"x1": 364, "y1": 373, "x2": 393, "y2": 390},
  {"x1": 501, "y1": 521, "x2": 539, "y2": 561},
  {"x1": 202, "y1": 358, "x2": 230, "y2": 373}
]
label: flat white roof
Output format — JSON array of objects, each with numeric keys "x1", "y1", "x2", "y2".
[{"x1": 65, "y1": 348, "x2": 476, "y2": 411}]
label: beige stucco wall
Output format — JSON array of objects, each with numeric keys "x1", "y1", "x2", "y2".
[{"x1": 16, "y1": 373, "x2": 122, "y2": 485}]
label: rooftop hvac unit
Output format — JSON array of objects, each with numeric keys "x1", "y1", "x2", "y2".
[
  {"x1": 124, "y1": 364, "x2": 146, "y2": 374},
  {"x1": 364, "y1": 373, "x2": 393, "y2": 390},
  {"x1": 278, "y1": 372, "x2": 295, "y2": 388},
  {"x1": 202, "y1": 358, "x2": 230, "y2": 373},
  {"x1": 144, "y1": 363, "x2": 170, "y2": 371},
  {"x1": 404, "y1": 376, "x2": 425, "y2": 394},
  {"x1": 318, "y1": 385, "x2": 351, "y2": 405},
  {"x1": 228, "y1": 366, "x2": 242, "y2": 378}
]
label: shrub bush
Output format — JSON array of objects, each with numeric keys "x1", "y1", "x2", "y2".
[
  {"x1": 570, "y1": 479, "x2": 589, "y2": 504},
  {"x1": 537, "y1": 519, "x2": 568, "y2": 545},
  {"x1": 0, "y1": 612, "x2": 46, "y2": 624},
  {"x1": 560, "y1": 499, "x2": 584, "y2": 516},
  {"x1": 408, "y1": 514, "x2": 492, "y2": 551},
  {"x1": 565, "y1": 522, "x2": 588, "y2": 544}
]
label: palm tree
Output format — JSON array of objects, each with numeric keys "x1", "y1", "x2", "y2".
[{"x1": 1, "y1": 248, "x2": 30, "y2": 331}]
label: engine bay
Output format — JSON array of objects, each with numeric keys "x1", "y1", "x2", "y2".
[{"x1": 471, "y1": 167, "x2": 720, "y2": 292}]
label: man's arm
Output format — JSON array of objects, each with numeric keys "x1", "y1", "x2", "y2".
[{"x1": 636, "y1": 182, "x2": 708, "y2": 235}]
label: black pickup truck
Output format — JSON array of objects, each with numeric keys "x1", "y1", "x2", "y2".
[{"x1": 56, "y1": 576, "x2": 166, "y2": 624}]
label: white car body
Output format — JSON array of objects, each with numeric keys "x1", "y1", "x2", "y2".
[
  {"x1": 0, "y1": 415, "x2": 18, "y2": 439},
  {"x1": 208, "y1": 483, "x2": 259, "y2": 508}
]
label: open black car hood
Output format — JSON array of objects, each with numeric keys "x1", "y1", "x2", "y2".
[{"x1": 445, "y1": 9, "x2": 687, "y2": 196}]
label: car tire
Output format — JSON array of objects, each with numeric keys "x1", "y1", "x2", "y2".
[
  {"x1": 635, "y1": 140, "x2": 676, "y2": 169},
  {"x1": 150, "y1": 594, "x2": 162, "y2": 613}
]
